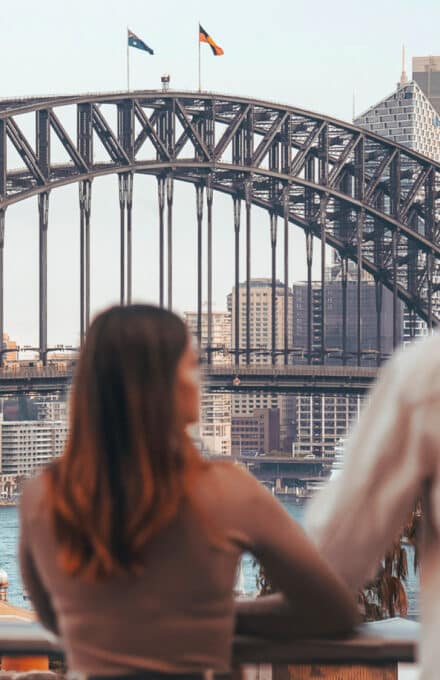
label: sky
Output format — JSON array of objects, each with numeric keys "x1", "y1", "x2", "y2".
[{"x1": 1, "y1": 0, "x2": 440, "y2": 347}]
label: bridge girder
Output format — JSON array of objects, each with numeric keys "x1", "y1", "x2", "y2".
[{"x1": 0, "y1": 90, "x2": 438, "y2": 362}]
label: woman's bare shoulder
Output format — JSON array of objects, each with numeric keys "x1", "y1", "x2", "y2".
[
  {"x1": 20, "y1": 471, "x2": 48, "y2": 518},
  {"x1": 202, "y1": 458, "x2": 263, "y2": 497}
]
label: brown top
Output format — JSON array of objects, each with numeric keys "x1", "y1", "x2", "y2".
[{"x1": 19, "y1": 460, "x2": 353, "y2": 675}]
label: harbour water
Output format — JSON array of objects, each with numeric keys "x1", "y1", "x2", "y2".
[{"x1": 0, "y1": 501, "x2": 419, "y2": 617}]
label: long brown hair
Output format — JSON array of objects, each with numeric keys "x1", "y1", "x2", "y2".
[{"x1": 46, "y1": 305, "x2": 204, "y2": 580}]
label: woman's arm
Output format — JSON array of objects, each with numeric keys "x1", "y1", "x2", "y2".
[
  {"x1": 235, "y1": 471, "x2": 360, "y2": 639},
  {"x1": 19, "y1": 493, "x2": 59, "y2": 635}
]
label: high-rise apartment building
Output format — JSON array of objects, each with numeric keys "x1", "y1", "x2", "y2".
[
  {"x1": 0, "y1": 418, "x2": 68, "y2": 476},
  {"x1": 355, "y1": 66, "x2": 440, "y2": 340},
  {"x1": 292, "y1": 275, "x2": 399, "y2": 457},
  {"x1": 413, "y1": 55, "x2": 440, "y2": 115},
  {"x1": 227, "y1": 279, "x2": 293, "y2": 366},
  {"x1": 294, "y1": 394, "x2": 361, "y2": 458},
  {"x1": 34, "y1": 396, "x2": 68, "y2": 422},
  {"x1": 292, "y1": 278, "x2": 399, "y2": 365},
  {"x1": 227, "y1": 280, "x2": 295, "y2": 451},
  {"x1": 355, "y1": 80, "x2": 440, "y2": 161},
  {"x1": 184, "y1": 311, "x2": 232, "y2": 456}
]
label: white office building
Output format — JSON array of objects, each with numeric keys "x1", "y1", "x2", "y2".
[
  {"x1": 184, "y1": 311, "x2": 232, "y2": 456},
  {"x1": 34, "y1": 396, "x2": 68, "y2": 422},
  {"x1": 0, "y1": 419, "x2": 68, "y2": 477}
]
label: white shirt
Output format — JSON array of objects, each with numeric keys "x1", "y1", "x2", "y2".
[{"x1": 306, "y1": 333, "x2": 440, "y2": 680}]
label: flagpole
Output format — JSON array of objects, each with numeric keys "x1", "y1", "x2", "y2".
[
  {"x1": 127, "y1": 27, "x2": 130, "y2": 91},
  {"x1": 198, "y1": 22, "x2": 201, "y2": 92}
]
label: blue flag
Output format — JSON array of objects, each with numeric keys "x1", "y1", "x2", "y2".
[{"x1": 128, "y1": 29, "x2": 154, "y2": 55}]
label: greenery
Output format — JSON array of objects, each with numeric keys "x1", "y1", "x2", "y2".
[
  {"x1": 359, "y1": 505, "x2": 421, "y2": 621},
  {"x1": 255, "y1": 504, "x2": 422, "y2": 622}
]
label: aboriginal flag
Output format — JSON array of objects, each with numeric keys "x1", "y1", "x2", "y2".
[
  {"x1": 199, "y1": 24, "x2": 224, "y2": 56},
  {"x1": 128, "y1": 29, "x2": 154, "y2": 55}
]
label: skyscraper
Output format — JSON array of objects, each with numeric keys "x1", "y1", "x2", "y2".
[
  {"x1": 355, "y1": 80, "x2": 440, "y2": 162},
  {"x1": 184, "y1": 311, "x2": 232, "y2": 456},
  {"x1": 292, "y1": 275, "x2": 399, "y2": 457},
  {"x1": 227, "y1": 279, "x2": 295, "y2": 451},
  {"x1": 355, "y1": 67, "x2": 440, "y2": 341},
  {"x1": 413, "y1": 55, "x2": 440, "y2": 115},
  {"x1": 292, "y1": 277, "x2": 399, "y2": 365},
  {"x1": 227, "y1": 279, "x2": 293, "y2": 366}
]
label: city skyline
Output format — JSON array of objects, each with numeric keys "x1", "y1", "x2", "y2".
[{"x1": 1, "y1": 1, "x2": 440, "y2": 346}]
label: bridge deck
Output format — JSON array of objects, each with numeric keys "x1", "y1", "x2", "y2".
[
  {"x1": 203, "y1": 364, "x2": 379, "y2": 393},
  {"x1": 0, "y1": 364, "x2": 379, "y2": 396}
]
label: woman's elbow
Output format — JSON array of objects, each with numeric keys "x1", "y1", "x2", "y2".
[{"x1": 317, "y1": 597, "x2": 360, "y2": 637}]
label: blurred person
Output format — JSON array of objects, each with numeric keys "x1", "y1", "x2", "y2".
[
  {"x1": 20, "y1": 304, "x2": 357, "y2": 678},
  {"x1": 306, "y1": 334, "x2": 440, "y2": 680}
]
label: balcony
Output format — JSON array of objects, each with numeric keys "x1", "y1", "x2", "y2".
[{"x1": 0, "y1": 616, "x2": 419, "y2": 679}]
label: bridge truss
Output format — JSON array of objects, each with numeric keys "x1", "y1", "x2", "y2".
[
  {"x1": 0, "y1": 364, "x2": 378, "y2": 397},
  {"x1": 0, "y1": 90, "x2": 439, "y2": 367}
]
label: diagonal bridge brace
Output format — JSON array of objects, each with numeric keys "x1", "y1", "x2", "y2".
[
  {"x1": 174, "y1": 99, "x2": 211, "y2": 160},
  {"x1": 133, "y1": 104, "x2": 170, "y2": 160}
]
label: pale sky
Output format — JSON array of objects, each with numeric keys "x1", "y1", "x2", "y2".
[{"x1": 1, "y1": 0, "x2": 439, "y2": 346}]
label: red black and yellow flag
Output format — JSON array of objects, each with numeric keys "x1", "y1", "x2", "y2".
[{"x1": 199, "y1": 24, "x2": 224, "y2": 56}]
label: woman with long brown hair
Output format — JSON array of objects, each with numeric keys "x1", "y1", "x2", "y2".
[{"x1": 20, "y1": 304, "x2": 357, "y2": 677}]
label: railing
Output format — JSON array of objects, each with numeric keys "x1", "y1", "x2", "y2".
[
  {"x1": 204, "y1": 365, "x2": 379, "y2": 378},
  {"x1": 204, "y1": 364, "x2": 378, "y2": 394},
  {"x1": 0, "y1": 617, "x2": 419, "y2": 678},
  {"x1": 0, "y1": 363, "x2": 379, "y2": 396}
]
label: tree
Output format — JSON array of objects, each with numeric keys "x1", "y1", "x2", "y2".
[
  {"x1": 359, "y1": 504, "x2": 421, "y2": 621},
  {"x1": 255, "y1": 503, "x2": 422, "y2": 622}
]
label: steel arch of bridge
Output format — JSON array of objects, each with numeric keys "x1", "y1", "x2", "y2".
[{"x1": 0, "y1": 90, "x2": 439, "y2": 365}]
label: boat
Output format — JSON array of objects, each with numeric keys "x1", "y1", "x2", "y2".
[
  {"x1": 234, "y1": 559, "x2": 246, "y2": 597},
  {"x1": 329, "y1": 441, "x2": 346, "y2": 480}
]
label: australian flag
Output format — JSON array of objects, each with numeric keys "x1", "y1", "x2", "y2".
[{"x1": 128, "y1": 29, "x2": 154, "y2": 55}]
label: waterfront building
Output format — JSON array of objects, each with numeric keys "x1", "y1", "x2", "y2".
[
  {"x1": 0, "y1": 474, "x2": 18, "y2": 498},
  {"x1": 33, "y1": 396, "x2": 68, "y2": 422},
  {"x1": 184, "y1": 311, "x2": 232, "y2": 456},
  {"x1": 1, "y1": 397, "x2": 38, "y2": 421},
  {"x1": 231, "y1": 408, "x2": 280, "y2": 456},
  {"x1": 227, "y1": 279, "x2": 295, "y2": 451},
  {"x1": 291, "y1": 270, "x2": 399, "y2": 457},
  {"x1": 0, "y1": 418, "x2": 68, "y2": 477},
  {"x1": 294, "y1": 395, "x2": 361, "y2": 458}
]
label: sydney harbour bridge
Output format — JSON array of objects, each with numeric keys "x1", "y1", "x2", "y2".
[{"x1": 0, "y1": 89, "x2": 439, "y2": 395}]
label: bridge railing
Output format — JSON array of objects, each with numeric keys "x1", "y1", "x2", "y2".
[
  {"x1": 203, "y1": 365, "x2": 379, "y2": 378},
  {"x1": 0, "y1": 363, "x2": 379, "y2": 380},
  {"x1": 0, "y1": 366, "x2": 73, "y2": 379},
  {"x1": 0, "y1": 617, "x2": 418, "y2": 678}
]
